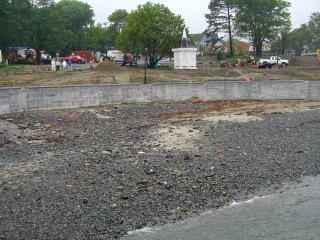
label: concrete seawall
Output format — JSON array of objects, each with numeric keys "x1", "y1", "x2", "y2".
[{"x1": 1, "y1": 81, "x2": 320, "y2": 114}]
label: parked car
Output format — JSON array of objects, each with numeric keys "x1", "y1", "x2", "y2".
[
  {"x1": 61, "y1": 55, "x2": 86, "y2": 64},
  {"x1": 259, "y1": 56, "x2": 289, "y2": 66}
]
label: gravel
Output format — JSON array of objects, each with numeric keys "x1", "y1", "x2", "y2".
[{"x1": 0, "y1": 101, "x2": 320, "y2": 239}]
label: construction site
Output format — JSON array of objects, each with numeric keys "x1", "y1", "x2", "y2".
[{"x1": 0, "y1": 55, "x2": 319, "y2": 88}]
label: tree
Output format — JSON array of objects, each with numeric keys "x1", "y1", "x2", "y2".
[
  {"x1": 30, "y1": 0, "x2": 77, "y2": 59},
  {"x1": 287, "y1": 24, "x2": 312, "y2": 55},
  {"x1": 0, "y1": 0, "x2": 32, "y2": 57},
  {"x1": 232, "y1": 0, "x2": 291, "y2": 57},
  {"x1": 85, "y1": 24, "x2": 109, "y2": 51},
  {"x1": 56, "y1": 0, "x2": 94, "y2": 51},
  {"x1": 307, "y1": 12, "x2": 320, "y2": 51},
  {"x1": 106, "y1": 9, "x2": 129, "y2": 48},
  {"x1": 108, "y1": 9, "x2": 129, "y2": 33},
  {"x1": 116, "y1": 2, "x2": 185, "y2": 68},
  {"x1": 270, "y1": 23, "x2": 291, "y2": 55},
  {"x1": 205, "y1": 0, "x2": 234, "y2": 56}
]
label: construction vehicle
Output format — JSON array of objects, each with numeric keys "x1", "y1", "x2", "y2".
[
  {"x1": 317, "y1": 49, "x2": 320, "y2": 64},
  {"x1": 7, "y1": 47, "x2": 37, "y2": 64}
]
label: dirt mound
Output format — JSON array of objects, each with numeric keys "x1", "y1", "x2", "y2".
[
  {"x1": 287, "y1": 56, "x2": 319, "y2": 66},
  {"x1": 94, "y1": 62, "x2": 121, "y2": 72}
]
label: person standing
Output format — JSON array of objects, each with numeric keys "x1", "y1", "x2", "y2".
[
  {"x1": 56, "y1": 60, "x2": 60, "y2": 71},
  {"x1": 51, "y1": 59, "x2": 56, "y2": 71},
  {"x1": 62, "y1": 60, "x2": 67, "y2": 69},
  {"x1": 67, "y1": 60, "x2": 72, "y2": 69}
]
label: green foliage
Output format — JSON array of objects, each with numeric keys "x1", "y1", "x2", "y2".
[
  {"x1": 106, "y1": 9, "x2": 129, "y2": 48},
  {"x1": 270, "y1": 23, "x2": 291, "y2": 55},
  {"x1": 205, "y1": 0, "x2": 234, "y2": 56},
  {"x1": 0, "y1": 0, "x2": 95, "y2": 58},
  {"x1": 0, "y1": 0, "x2": 32, "y2": 51},
  {"x1": 55, "y1": 0, "x2": 94, "y2": 51},
  {"x1": 108, "y1": 9, "x2": 129, "y2": 33},
  {"x1": 116, "y1": 2, "x2": 185, "y2": 68},
  {"x1": 232, "y1": 0, "x2": 291, "y2": 57},
  {"x1": 307, "y1": 12, "x2": 320, "y2": 51},
  {"x1": 287, "y1": 24, "x2": 312, "y2": 55},
  {"x1": 84, "y1": 24, "x2": 109, "y2": 51}
]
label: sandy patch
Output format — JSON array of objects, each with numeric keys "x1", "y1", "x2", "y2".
[
  {"x1": 153, "y1": 125, "x2": 201, "y2": 150},
  {"x1": 96, "y1": 113, "x2": 112, "y2": 119},
  {"x1": 149, "y1": 101, "x2": 320, "y2": 151},
  {"x1": 204, "y1": 114, "x2": 263, "y2": 122}
]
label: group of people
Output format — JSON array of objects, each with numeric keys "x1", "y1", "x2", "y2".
[{"x1": 50, "y1": 59, "x2": 72, "y2": 71}]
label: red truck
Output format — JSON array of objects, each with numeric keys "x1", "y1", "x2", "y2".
[{"x1": 61, "y1": 55, "x2": 86, "y2": 64}]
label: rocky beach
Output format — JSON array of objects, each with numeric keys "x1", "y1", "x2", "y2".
[{"x1": 1, "y1": 100, "x2": 320, "y2": 239}]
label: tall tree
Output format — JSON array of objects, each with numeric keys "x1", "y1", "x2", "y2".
[
  {"x1": 106, "y1": 9, "x2": 129, "y2": 48},
  {"x1": 287, "y1": 24, "x2": 312, "y2": 56},
  {"x1": 30, "y1": 0, "x2": 76, "y2": 59},
  {"x1": 232, "y1": 0, "x2": 291, "y2": 57},
  {"x1": 270, "y1": 23, "x2": 291, "y2": 55},
  {"x1": 205, "y1": 0, "x2": 234, "y2": 56},
  {"x1": 116, "y1": 2, "x2": 185, "y2": 68},
  {"x1": 307, "y1": 12, "x2": 320, "y2": 51},
  {"x1": 85, "y1": 24, "x2": 109, "y2": 51},
  {"x1": 0, "y1": 0, "x2": 32, "y2": 56},
  {"x1": 56, "y1": 0, "x2": 94, "y2": 51}
]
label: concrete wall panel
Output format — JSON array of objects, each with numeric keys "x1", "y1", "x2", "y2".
[{"x1": 0, "y1": 81, "x2": 319, "y2": 114}]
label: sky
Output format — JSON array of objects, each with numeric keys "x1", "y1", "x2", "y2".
[{"x1": 73, "y1": 0, "x2": 320, "y2": 33}]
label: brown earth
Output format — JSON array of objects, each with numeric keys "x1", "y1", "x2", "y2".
[{"x1": 0, "y1": 56, "x2": 319, "y2": 88}]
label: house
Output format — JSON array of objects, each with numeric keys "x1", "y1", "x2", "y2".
[
  {"x1": 193, "y1": 33, "x2": 228, "y2": 54},
  {"x1": 193, "y1": 33, "x2": 270, "y2": 55}
]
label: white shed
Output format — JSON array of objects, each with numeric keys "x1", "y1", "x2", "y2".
[{"x1": 172, "y1": 30, "x2": 197, "y2": 69}]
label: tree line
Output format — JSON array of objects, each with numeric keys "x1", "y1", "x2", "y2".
[
  {"x1": 205, "y1": 0, "x2": 320, "y2": 57},
  {"x1": 1, "y1": 0, "x2": 319, "y2": 65},
  {"x1": 0, "y1": 0, "x2": 123, "y2": 59}
]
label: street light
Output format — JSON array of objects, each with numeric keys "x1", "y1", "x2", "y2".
[{"x1": 144, "y1": 48, "x2": 148, "y2": 84}]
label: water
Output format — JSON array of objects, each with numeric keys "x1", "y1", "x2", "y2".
[{"x1": 121, "y1": 175, "x2": 320, "y2": 240}]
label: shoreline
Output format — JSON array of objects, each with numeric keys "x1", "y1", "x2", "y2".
[{"x1": 1, "y1": 100, "x2": 320, "y2": 239}]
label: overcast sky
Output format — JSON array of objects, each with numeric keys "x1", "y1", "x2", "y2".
[{"x1": 72, "y1": 0, "x2": 320, "y2": 33}]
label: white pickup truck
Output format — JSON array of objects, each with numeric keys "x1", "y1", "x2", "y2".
[{"x1": 259, "y1": 56, "x2": 289, "y2": 66}]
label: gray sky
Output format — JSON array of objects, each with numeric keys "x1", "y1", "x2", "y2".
[{"x1": 75, "y1": 0, "x2": 320, "y2": 33}]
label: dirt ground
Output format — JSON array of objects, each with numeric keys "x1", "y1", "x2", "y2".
[
  {"x1": 0, "y1": 56, "x2": 319, "y2": 88},
  {"x1": 145, "y1": 100, "x2": 320, "y2": 151}
]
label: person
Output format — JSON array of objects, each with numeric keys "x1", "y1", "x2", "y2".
[
  {"x1": 62, "y1": 60, "x2": 67, "y2": 69},
  {"x1": 100, "y1": 56, "x2": 104, "y2": 63},
  {"x1": 51, "y1": 59, "x2": 56, "y2": 71},
  {"x1": 56, "y1": 60, "x2": 60, "y2": 71},
  {"x1": 67, "y1": 60, "x2": 72, "y2": 69}
]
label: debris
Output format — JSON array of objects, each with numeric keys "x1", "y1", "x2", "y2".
[
  {"x1": 176, "y1": 172, "x2": 184, "y2": 177},
  {"x1": 139, "y1": 180, "x2": 149, "y2": 185},
  {"x1": 296, "y1": 149, "x2": 304, "y2": 153}
]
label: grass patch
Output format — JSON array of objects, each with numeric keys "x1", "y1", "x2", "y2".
[
  {"x1": 0, "y1": 66, "x2": 24, "y2": 73},
  {"x1": 224, "y1": 56, "x2": 249, "y2": 62}
]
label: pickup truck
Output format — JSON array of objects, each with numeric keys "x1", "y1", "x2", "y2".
[
  {"x1": 259, "y1": 56, "x2": 289, "y2": 67},
  {"x1": 61, "y1": 55, "x2": 86, "y2": 64}
]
